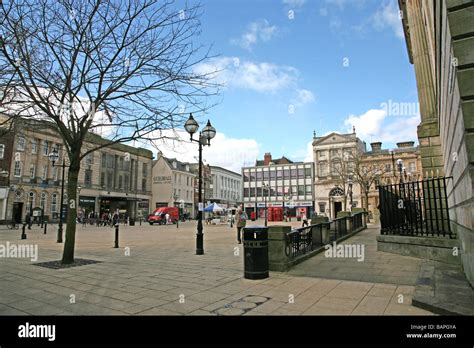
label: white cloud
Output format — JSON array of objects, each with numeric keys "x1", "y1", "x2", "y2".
[
  {"x1": 283, "y1": 0, "x2": 307, "y2": 8},
  {"x1": 372, "y1": 0, "x2": 404, "y2": 39},
  {"x1": 149, "y1": 129, "x2": 260, "y2": 173},
  {"x1": 194, "y1": 57, "x2": 299, "y2": 93},
  {"x1": 231, "y1": 19, "x2": 277, "y2": 51},
  {"x1": 343, "y1": 108, "x2": 420, "y2": 144},
  {"x1": 293, "y1": 89, "x2": 315, "y2": 107}
]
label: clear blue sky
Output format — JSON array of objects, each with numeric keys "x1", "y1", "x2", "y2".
[{"x1": 158, "y1": 0, "x2": 420, "y2": 171}]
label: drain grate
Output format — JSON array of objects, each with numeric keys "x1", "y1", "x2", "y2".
[
  {"x1": 212, "y1": 296, "x2": 270, "y2": 316},
  {"x1": 34, "y1": 258, "x2": 102, "y2": 269}
]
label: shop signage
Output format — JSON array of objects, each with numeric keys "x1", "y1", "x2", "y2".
[
  {"x1": 244, "y1": 203, "x2": 254, "y2": 208},
  {"x1": 153, "y1": 176, "x2": 171, "y2": 185}
]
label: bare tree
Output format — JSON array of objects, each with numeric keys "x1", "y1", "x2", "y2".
[
  {"x1": 0, "y1": 0, "x2": 219, "y2": 264},
  {"x1": 330, "y1": 149, "x2": 354, "y2": 212},
  {"x1": 350, "y1": 150, "x2": 390, "y2": 219}
]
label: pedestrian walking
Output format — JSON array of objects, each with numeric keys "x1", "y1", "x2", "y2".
[
  {"x1": 302, "y1": 213, "x2": 308, "y2": 227},
  {"x1": 235, "y1": 207, "x2": 248, "y2": 244},
  {"x1": 25, "y1": 212, "x2": 32, "y2": 230}
]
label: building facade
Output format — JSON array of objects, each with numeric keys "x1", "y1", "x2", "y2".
[
  {"x1": 209, "y1": 166, "x2": 241, "y2": 208},
  {"x1": 400, "y1": 0, "x2": 474, "y2": 285},
  {"x1": 362, "y1": 141, "x2": 422, "y2": 218},
  {"x1": 151, "y1": 153, "x2": 195, "y2": 218},
  {"x1": 312, "y1": 131, "x2": 365, "y2": 219},
  {"x1": 242, "y1": 153, "x2": 315, "y2": 218},
  {"x1": 0, "y1": 118, "x2": 153, "y2": 224}
]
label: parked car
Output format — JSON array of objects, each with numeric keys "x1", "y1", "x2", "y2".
[{"x1": 148, "y1": 207, "x2": 179, "y2": 225}]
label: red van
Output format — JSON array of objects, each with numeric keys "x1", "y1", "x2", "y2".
[{"x1": 148, "y1": 207, "x2": 179, "y2": 225}]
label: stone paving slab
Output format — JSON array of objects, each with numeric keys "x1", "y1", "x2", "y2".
[
  {"x1": 412, "y1": 260, "x2": 474, "y2": 315},
  {"x1": 288, "y1": 225, "x2": 423, "y2": 285},
  {"x1": 0, "y1": 221, "x2": 433, "y2": 316}
]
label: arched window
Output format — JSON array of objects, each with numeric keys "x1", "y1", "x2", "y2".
[
  {"x1": 27, "y1": 191, "x2": 36, "y2": 212},
  {"x1": 51, "y1": 193, "x2": 58, "y2": 213},
  {"x1": 40, "y1": 192, "x2": 47, "y2": 212},
  {"x1": 329, "y1": 187, "x2": 344, "y2": 197}
]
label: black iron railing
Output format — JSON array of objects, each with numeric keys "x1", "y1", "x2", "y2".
[
  {"x1": 284, "y1": 212, "x2": 366, "y2": 260},
  {"x1": 378, "y1": 177, "x2": 452, "y2": 238}
]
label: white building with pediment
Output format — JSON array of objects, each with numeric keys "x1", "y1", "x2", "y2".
[{"x1": 312, "y1": 130, "x2": 366, "y2": 219}]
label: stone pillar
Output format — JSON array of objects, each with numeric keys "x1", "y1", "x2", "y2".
[
  {"x1": 406, "y1": 0, "x2": 444, "y2": 175},
  {"x1": 268, "y1": 225, "x2": 291, "y2": 271}
]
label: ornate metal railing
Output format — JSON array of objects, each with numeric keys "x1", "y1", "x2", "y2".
[{"x1": 378, "y1": 177, "x2": 453, "y2": 238}]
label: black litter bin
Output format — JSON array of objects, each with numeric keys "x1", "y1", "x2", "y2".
[
  {"x1": 129, "y1": 218, "x2": 135, "y2": 226},
  {"x1": 243, "y1": 226, "x2": 269, "y2": 280}
]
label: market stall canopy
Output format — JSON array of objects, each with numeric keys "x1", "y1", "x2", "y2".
[{"x1": 203, "y1": 203, "x2": 224, "y2": 212}]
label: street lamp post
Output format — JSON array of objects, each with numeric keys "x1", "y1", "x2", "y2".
[
  {"x1": 184, "y1": 114, "x2": 216, "y2": 255},
  {"x1": 262, "y1": 183, "x2": 269, "y2": 227},
  {"x1": 48, "y1": 149, "x2": 66, "y2": 243},
  {"x1": 347, "y1": 177, "x2": 353, "y2": 210},
  {"x1": 396, "y1": 159, "x2": 403, "y2": 184}
]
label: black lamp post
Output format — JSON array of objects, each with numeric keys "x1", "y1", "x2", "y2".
[
  {"x1": 48, "y1": 149, "x2": 66, "y2": 243},
  {"x1": 184, "y1": 114, "x2": 216, "y2": 255},
  {"x1": 262, "y1": 183, "x2": 269, "y2": 227},
  {"x1": 397, "y1": 159, "x2": 403, "y2": 184},
  {"x1": 390, "y1": 150, "x2": 396, "y2": 178},
  {"x1": 347, "y1": 177, "x2": 353, "y2": 210}
]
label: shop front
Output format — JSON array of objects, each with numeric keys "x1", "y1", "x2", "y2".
[
  {"x1": 79, "y1": 196, "x2": 96, "y2": 216},
  {"x1": 284, "y1": 201, "x2": 314, "y2": 219}
]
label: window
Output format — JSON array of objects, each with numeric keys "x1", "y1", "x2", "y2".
[
  {"x1": 142, "y1": 163, "x2": 148, "y2": 177},
  {"x1": 305, "y1": 167, "x2": 312, "y2": 177},
  {"x1": 270, "y1": 170, "x2": 276, "y2": 180},
  {"x1": 298, "y1": 186, "x2": 305, "y2": 195},
  {"x1": 256, "y1": 187, "x2": 262, "y2": 197},
  {"x1": 107, "y1": 172, "x2": 113, "y2": 188},
  {"x1": 409, "y1": 162, "x2": 416, "y2": 172},
  {"x1": 142, "y1": 178, "x2": 147, "y2": 191},
  {"x1": 41, "y1": 165, "x2": 48, "y2": 180},
  {"x1": 40, "y1": 192, "x2": 47, "y2": 211},
  {"x1": 124, "y1": 175, "x2": 129, "y2": 190},
  {"x1": 53, "y1": 167, "x2": 58, "y2": 181},
  {"x1": 291, "y1": 168, "x2": 297, "y2": 178},
  {"x1": 284, "y1": 169, "x2": 290, "y2": 179},
  {"x1": 305, "y1": 185, "x2": 312, "y2": 194},
  {"x1": 276, "y1": 169, "x2": 282, "y2": 179},
  {"x1": 291, "y1": 186, "x2": 297, "y2": 195},
  {"x1": 42, "y1": 140, "x2": 49, "y2": 155},
  {"x1": 385, "y1": 163, "x2": 391, "y2": 172},
  {"x1": 106, "y1": 155, "x2": 114, "y2": 168},
  {"x1": 17, "y1": 136, "x2": 26, "y2": 151},
  {"x1": 256, "y1": 171, "x2": 263, "y2": 181},
  {"x1": 85, "y1": 169, "x2": 92, "y2": 187},
  {"x1": 29, "y1": 164, "x2": 36, "y2": 179},
  {"x1": 31, "y1": 139, "x2": 38, "y2": 154},
  {"x1": 319, "y1": 162, "x2": 327, "y2": 177},
  {"x1": 0, "y1": 144, "x2": 4, "y2": 159},
  {"x1": 118, "y1": 175, "x2": 123, "y2": 189},
  {"x1": 86, "y1": 153, "x2": 94, "y2": 165},
  {"x1": 249, "y1": 188, "x2": 255, "y2": 197},
  {"x1": 27, "y1": 192, "x2": 35, "y2": 212},
  {"x1": 51, "y1": 193, "x2": 58, "y2": 213},
  {"x1": 263, "y1": 171, "x2": 269, "y2": 181},
  {"x1": 14, "y1": 161, "x2": 21, "y2": 177},
  {"x1": 244, "y1": 188, "x2": 249, "y2": 197},
  {"x1": 243, "y1": 171, "x2": 249, "y2": 182},
  {"x1": 101, "y1": 153, "x2": 107, "y2": 167}
]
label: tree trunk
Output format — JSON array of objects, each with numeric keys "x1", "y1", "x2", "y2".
[
  {"x1": 61, "y1": 151, "x2": 81, "y2": 264},
  {"x1": 365, "y1": 191, "x2": 370, "y2": 222}
]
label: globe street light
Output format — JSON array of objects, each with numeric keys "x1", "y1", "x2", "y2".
[
  {"x1": 48, "y1": 149, "x2": 66, "y2": 243},
  {"x1": 184, "y1": 114, "x2": 216, "y2": 255}
]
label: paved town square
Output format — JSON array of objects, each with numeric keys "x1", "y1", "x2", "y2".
[{"x1": 0, "y1": 221, "x2": 431, "y2": 316}]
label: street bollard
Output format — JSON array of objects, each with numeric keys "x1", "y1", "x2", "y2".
[
  {"x1": 44, "y1": 221, "x2": 47, "y2": 234},
  {"x1": 21, "y1": 223, "x2": 27, "y2": 240},
  {"x1": 176, "y1": 218, "x2": 179, "y2": 229},
  {"x1": 114, "y1": 224, "x2": 119, "y2": 248}
]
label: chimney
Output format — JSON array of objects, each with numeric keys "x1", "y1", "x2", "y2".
[
  {"x1": 264, "y1": 152, "x2": 272, "y2": 166},
  {"x1": 370, "y1": 142, "x2": 382, "y2": 152},
  {"x1": 397, "y1": 141, "x2": 415, "y2": 148}
]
